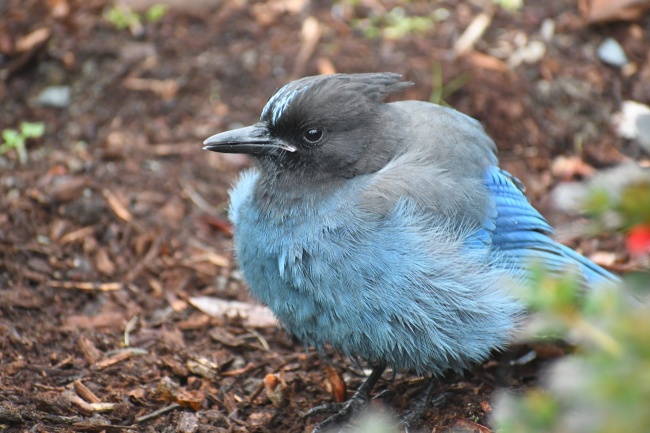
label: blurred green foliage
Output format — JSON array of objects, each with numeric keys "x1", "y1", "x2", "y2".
[
  {"x1": 583, "y1": 174, "x2": 650, "y2": 258},
  {"x1": 341, "y1": 0, "x2": 523, "y2": 41},
  {"x1": 145, "y1": 4, "x2": 169, "y2": 23},
  {"x1": 491, "y1": 0, "x2": 524, "y2": 11},
  {"x1": 494, "y1": 178, "x2": 650, "y2": 433},
  {"x1": 345, "y1": 4, "x2": 449, "y2": 40},
  {"x1": 0, "y1": 121, "x2": 45, "y2": 164},
  {"x1": 103, "y1": 4, "x2": 140, "y2": 31},
  {"x1": 429, "y1": 63, "x2": 471, "y2": 107},
  {"x1": 585, "y1": 182, "x2": 650, "y2": 232},
  {"x1": 103, "y1": 3, "x2": 168, "y2": 34},
  {"x1": 495, "y1": 271, "x2": 650, "y2": 432}
]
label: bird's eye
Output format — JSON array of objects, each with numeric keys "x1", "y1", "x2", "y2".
[{"x1": 302, "y1": 128, "x2": 323, "y2": 143}]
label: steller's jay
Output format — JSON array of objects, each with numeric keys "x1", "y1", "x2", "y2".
[{"x1": 203, "y1": 73, "x2": 618, "y2": 431}]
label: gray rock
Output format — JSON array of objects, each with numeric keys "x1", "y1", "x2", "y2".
[
  {"x1": 37, "y1": 85, "x2": 71, "y2": 107},
  {"x1": 597, "y1": 38, "x2": 628, "y2": 67}
]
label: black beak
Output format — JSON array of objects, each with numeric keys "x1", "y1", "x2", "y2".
[{"x1": 203, "y1": 123, "x2": 296, "y2": 155}]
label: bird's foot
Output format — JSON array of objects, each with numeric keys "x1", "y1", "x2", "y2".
[
  {"x1": 398, "y1": 379, "x2": 446, "y2": 431},
  {"x1": 304, "y1": 365, "x2": 386, "y2": 433},
  {"x1": 304, "y1": 391, "x2": 370, "y2": 433}
]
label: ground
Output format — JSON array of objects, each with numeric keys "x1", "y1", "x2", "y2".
[{"x1": 1, "y1": 0, "x2": 648, "y2": 432}]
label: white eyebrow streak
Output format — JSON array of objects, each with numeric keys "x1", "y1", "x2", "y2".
[{"x1": 261, "y1": 81, "x2": 312, "y2": 126}]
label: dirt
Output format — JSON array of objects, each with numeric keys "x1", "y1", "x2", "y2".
[{"x1": 1, "y1": 0, "x2": 648, "y2": 432}]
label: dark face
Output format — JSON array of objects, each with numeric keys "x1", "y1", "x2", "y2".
[{"x1": 204, "y1": 73, "x2": 411, "y2": 179}]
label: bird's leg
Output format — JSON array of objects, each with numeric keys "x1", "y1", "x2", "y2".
[
  {"x1": 304, "y1": 364, "x2": 386, "y2": 433},
  {"x1": 399, "y1": 377, "x2": 445, "y2": 429}
]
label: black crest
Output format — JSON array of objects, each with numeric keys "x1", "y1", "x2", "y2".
[{"x1": 261, "y1": 73, "x2": 413, "y2": 126}]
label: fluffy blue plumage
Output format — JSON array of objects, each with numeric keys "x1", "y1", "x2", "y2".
[
  {"x1": 204, "y1": 73, "x2": 618, "y2": 379},
  {"x1": 230, "y1": 170, "x2": 524, "y2": 375}
]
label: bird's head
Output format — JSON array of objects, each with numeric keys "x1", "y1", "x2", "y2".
[{"x1": 204, "y1": 73, "x2": 413, "y2": 180}]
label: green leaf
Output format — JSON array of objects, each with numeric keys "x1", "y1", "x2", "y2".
[
  {"x1": 20, "y1": 121, "x2": 45, "y2": 138},
  {"x1": 2, "y1": 128, "x2": 20, "y2": 146},
  {"x1": 146, "y1": 4, "x2": 168, "y2": 22}
]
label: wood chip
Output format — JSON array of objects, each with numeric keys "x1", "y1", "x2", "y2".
[
  {"x1": 176, "y1": 411, "x2": 199, "y2": 433},
  {"x1": 316, "y1": 57, "x2": 337, "y2": 75},
  {"x1": 185, "y1": 251, "x2": 230, "y2": 268},
  {"x1": 4, "y1": 360, "x2": 27, "y2": 375},
  {"x1": 551, "y1": 155, "x2": 595, "y2": 180},
  {"x1": 78, "y1": 335, "x2": 102, "y2": 365},
  {"x1": 161, "y1": 355, "x2": 190, "y2": 377},
  {"x1": 94, "y1": 350, "x2": 133, "y2": 370},
  {"x1": 264, "y1": 373, "x2": 287, "y2": 408},
  {"x1": 454, "y1": 11, "x2": 493, "y2": 56},
  {"x1": 293, "y1": 16, "x2": 321, "y2": 77},
  {"x1": 580, "y1": 0, "x2": 650, "y2": 23},
  {"x1": 48, "y1": 0, "x2": 70, "y2": 18},
  {"x1": 589, "y1": 251, "x2": 618, "y2": 267},
  {"x1": 65, "y1": 389, "x2": 115, "y2": 413},
  {"x1": 16, "y1": 27, "x2": 51, "y2": 52},
  {"x1": 189, "y1": 297, "x2": 278, "y2": 329},
  {"x1": 59, "y1": 226, "x2": 96, "y2": 244},
  {"x1": 448, "y1": 417, "x2": 492, "y2": 433},
  {"x1": 124, "y1": 233, "x2": 163, "y2": 282},
  {"x1": 181, "y1": 182, "x2": 223, "y2": 217},
  {"x1": 209, "y1": 327, "x2": 243, "y2": 347},
  {"x1": 122, "y1": 77, "x2": 179, "y2": 100},
  {"x1": 102, "y1": 189, "x2": 132, "y2": 222},
  {"x1": 464, "y1": 51, "x2": 508, "y2": 72},
  {"x1": 49, "y1": 281, "x2": 123, "y2": 291},
  {"x1": 135, "y1": 403, "x2": 180, "y2": 424},
  {"x1": 94, "y1": 247, "x2": 116, "y2": 276},
  {"x1": 73, "y1": 380, "x2": 101, "y2": 404},
  {"x1": 221, "y1": 362, "x2": 255, "y2": 377},
  {"x1": 325, "y1": 365, "x2": 346, "y2": 403},
  {"x1": 165, "y1": 291, "x2": 188, "y2": 312},
  {"x1": 200, "y1": 215, "x2": 233, "y2": 237},
  {"x1": 186, "y1": 356, "x2": 220, "y2": 381},
  {"x1": 156, "y1": 377, "x2": 205, "y2": 411}
]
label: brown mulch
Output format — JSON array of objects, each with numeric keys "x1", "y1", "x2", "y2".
[{"x1": 1, "y1": 0, "x2": 648, "y2": 432}]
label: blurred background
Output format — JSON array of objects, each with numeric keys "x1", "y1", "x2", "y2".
[{"x1": 1, "y1": 0, "x2": 649, "y2": 432}]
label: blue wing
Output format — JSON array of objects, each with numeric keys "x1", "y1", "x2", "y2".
[{"x1": 479, "y1": 166, "x2": 618, "y2": 286}]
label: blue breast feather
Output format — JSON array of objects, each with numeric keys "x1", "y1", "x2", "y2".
[{"x1": 229, "y1": 170, "x2": 524, "y2": 375}]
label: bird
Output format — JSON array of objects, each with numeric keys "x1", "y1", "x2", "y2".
[{"x1": 203, "y1": 73, "x2": 618, "y2": 430}]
